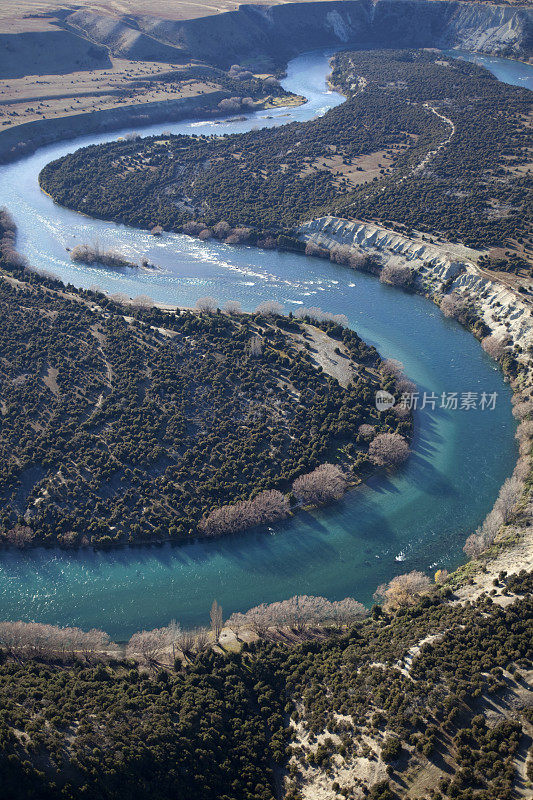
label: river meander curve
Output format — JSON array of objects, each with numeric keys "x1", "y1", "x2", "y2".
[{"x1": 0, "y1": 49, "x2": 529, "y2": 637}]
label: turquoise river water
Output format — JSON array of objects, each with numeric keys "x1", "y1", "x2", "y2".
[{"x1": 0, "y1": 49, "x2": 530, "y2": 637}]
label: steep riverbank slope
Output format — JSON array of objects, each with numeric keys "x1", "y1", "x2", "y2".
[
  {"x1": 65, "y1": 1, "x2": 533, "y2": 66},
  {"x1": 300, "y1": 215, "x2": 533, "y2": 375}
]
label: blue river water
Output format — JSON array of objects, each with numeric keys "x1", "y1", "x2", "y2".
[{"x1": 0, "y1": 49, "x2": 529, "y2": 638}]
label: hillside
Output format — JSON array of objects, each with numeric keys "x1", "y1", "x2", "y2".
[{"x1": 0, "y1": 571, "x2": 531, "y2": 800}]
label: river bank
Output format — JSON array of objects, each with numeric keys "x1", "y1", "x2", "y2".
[{"x1": 299, "y1": 214, "x2": 532, "y2": 575}]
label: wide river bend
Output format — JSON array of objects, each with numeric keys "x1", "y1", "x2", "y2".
[{"x1": 0, "y1": 50, "x2": 530, "y2": 638}]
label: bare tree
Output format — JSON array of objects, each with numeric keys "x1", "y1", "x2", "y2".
[
  {"x1": 481, "y1": 335, "x2": 508, "y2": 361},
  {"x1": 194, "y1": 628, "x2": 209, "y2": 652},
  {"x1": 305, "y1": 241, "x2": 330, "y2": 259},
  {"x1": 182, "y1": 220, "x2": 205, "y2": 237},
  {"x1": 440, "y1": 292, "x2": 467, "y2": 320},
  {"x1": 198, "y1": 490, "x2": 290, "y2": 536},
  {"x1": 0, "y1": 621, "x2": 111, "y2": 660},
  {"x1": 126, "y1": 626, "x2": 173, "y2": 662},
  {"x1": 249, "y1": 334, "x2": 263, "y2": 356},
  {"x1": 292, "y1": 463, "x2": 347, "y2": 505},
  {"x1": 224, "y1": 299, "x2": 243, "y2": 314},
  {"x1": 131, "y1": 294, "x2": 155, "y2": 308},
  {"x1": 226, "y1": 594, "x2": 367, "y2": 634},
  {"x1": 463, "y1": 505, "x2": 504, "y2": 558},
  {"x1": 178, "y1": 628, "x2": 195, "y2": 655},
  {"x1": 210, "y1": 600, "x2": 223, "y2": 641},
  {"x1": 495, "y1": 476, "x2": 521, "y2": 523},
  {"x1": 218, "y1": 97, "x2": 242, "y2": 112},
  {"x1": 374, "y1": 571, "x2": 431, "y2": 610},
  {"x1": 329, "y1": 244, "x2": 353, "y2": 265},
  {"x1": 213, "y1": 221, "x2": 231, "y2": 239},
  {"x1": 255, "y1": 300, "x2": 284, "y2": 316},
  {"x1": 225, "y1": 226, "x2": 252, "y2": 245},
  {"x1": 195, "y1": 296, "x2": 218, "y2": 313},
  {"x1": 369, "y1": 433, "x2": 410, "y2": 468},
  {"x1": 294, "y1": 305, "x2": 348, "y2": 327},
  {"x1": 3, "y1": 524, "x2": 33, "y2": 547},
  {"x1": 358, "y1": 423, "x2": 375, "y2": 440},
  {"x1": 380, "y1": 359, "x2": 404, "y2": 380},
  {"x1": 380, "y1": 263, "x2": 414, "y2": 288},
  {"x1": 257, "y1": 236, "x2": 277, "y2": 249}
]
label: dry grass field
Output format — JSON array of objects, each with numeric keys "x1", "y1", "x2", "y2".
[
  {"x1": 0, "y1": 0, "x2": 336, "y2": 31},
  {"x1": 0, "y1": 60, "x2": 223, "y2": 130}
]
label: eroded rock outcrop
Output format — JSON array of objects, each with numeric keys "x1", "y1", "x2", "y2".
[{"x1": 300, "y1": 215, "x2": 533, "y2": 371}]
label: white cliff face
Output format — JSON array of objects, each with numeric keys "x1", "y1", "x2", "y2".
[
  {"x1": 438, "y1": 3, "x2": 532, "y2": 55},
  {"x1": 299, "y1": 216, "x2": 533, "y2": 374}
]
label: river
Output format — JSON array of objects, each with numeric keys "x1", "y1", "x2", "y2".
[{"x1": 0, "y1": 49, "x2": 529, "y2": 638}]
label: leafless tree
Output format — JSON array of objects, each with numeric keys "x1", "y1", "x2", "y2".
[
  {"x1": 463, "y1": 507, "x2": 504, "y2": 558},
  {"x1": 294, "y1": 306, "x2": 348, "y2": 327},
  {"x1": 70, "y1": 243, "x2": 132, "y2": 268},
  {"x1": 434, "y1": 568, "x2": 449, "y2": 584},
  {"x1": 0, "y1": 621, "x2": 111, "y2": 660},
  {"x1": 305, "y1": 241, "x2": 330, "y2": 259},
  {"x1": 198, "y1": 228, "x2": 211, "y2": 240},
  {"x1": 369, "y1": 433, "x2": 410, "y2": 468},
  {"x1": 329, "y1": 244, "x2": 353, "y2": 265},
  {"x1": 257, "y1": 236, "x2": 277, "y2": 249},
  {"x1": 224, "y1": 299, "x2": 242, "y2": 314},
  {"x1": 150, "y1": 225, "x2": 163, "y2": 236},
  {"x1": 3, "y1": 524, "x2": 33, "y2": 547},
  {"x1": 182, "y1": 220, "x2": 205, "y2": 236},
  {"x1": 512, "y1": 399, "x2": 533, "y2": 420},
  {"x1": 255, "y1": 300, "x2": 284, "y2": 316},
  {"x1": 218, "y1": 97, "x2": 242, "y2": 112},
  {"x1": 126, "y1": 626, "x2": 173, "y2": 662},
  {"x1": 131, "y1": 294, "x2": 155, "y2": 308},
  {"x1": 225, "y1": 227, "x2": 252, "y2": 244},
  {"x1": 380, "y1": 359, "x2": 404, "y2": 380},
  {"x1": 210, "y1": 600, "x2": 223, "y2": 641},
  {"x1": 198, "y1": 490, "x2": 290, "y2": 536},
  {"x1": 194, "y1": 628, "x2": 209, "y2": 652},
  {"x1": 249, "y1": 334, "x2": 263, "y2": 356},
  {"x1": 226, "y1": 594, "x2": 367, "y2": 634},
  {"x1": 495, "y1": 476, "x2": 521, "y2": 523},
  {"x1": 440, "y1": 292, "x2": 467, "y2": 320},
  {"x1": 213, "y1": 221, "x2": 231, "y2": 239},
  {"x1": 380, "y1": 263, "x2": 414, "y2": 288},
  {"x1": 195, "y1": 296, "x2": 218, "y2": 313},
  {"x1": 108, "y1": 292, "x2": 129, "y2": 305},
  {"x1": 374, "y1": 571, "x2": 431, "y2": 610},
  {"x1": 292, "y1": 463, "x2": 347, "y2": 505},
  {"x1": 358, "y1": 423, "x2": 375, "y2": 440},
  {"x1": 481, "y1": 335, "x2": 509, "y2": 361}
]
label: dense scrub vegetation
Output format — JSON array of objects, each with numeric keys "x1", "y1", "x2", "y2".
[
  {"x1": 0, "y1": 221, "x2": 411, "y2": 547},
  {"x1": 39, "y1": 51, "x2": 532, "y2": 263},
  {"x1": 0, "y1": 573, "x2": 530, "y2": 800}
]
